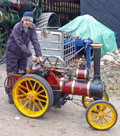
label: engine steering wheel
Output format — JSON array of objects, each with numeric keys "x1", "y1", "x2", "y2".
[{"x1": 42, "y1": 56, "x2": 66, "y2": 67}]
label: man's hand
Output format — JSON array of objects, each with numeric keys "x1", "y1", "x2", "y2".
[
  {"x1": 31, "y1": 55, "x2": 37, "y2": 62},
  {"x1": 38, "y1": 56, "x2": 43, "y2": 63}
]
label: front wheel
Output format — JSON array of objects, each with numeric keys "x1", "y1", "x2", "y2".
[
  {"x1": 86, "y1": 100, "x2": 118, "y2": 130},
  {"x1": 12, "y1": 74, "x2": 54, "y2": 118}
]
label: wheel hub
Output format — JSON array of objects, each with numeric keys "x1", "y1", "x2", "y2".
[
  {"x1": 28, "y1": 91, "x2": 37, "y2": 100},
  {"x1": 99, "y1": 114, "x2": 104, "y2": 119},
  {"x1": 28, "y1": 94, "x2": 33, "y2": 100}
]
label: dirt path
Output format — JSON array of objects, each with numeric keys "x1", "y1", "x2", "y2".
[{"x1": 0, "y1": 63, "x2": 120, "y2": 136}]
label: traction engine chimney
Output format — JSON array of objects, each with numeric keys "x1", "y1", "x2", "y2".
[
  {"x1": 91, "y1": 44, "x2": 103, "y2": 83},
  {"x1": 89, "y1": 43, "x2": 104, "y2": 98}
]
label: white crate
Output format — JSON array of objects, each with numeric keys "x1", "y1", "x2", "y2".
[{"x1": 29, "y1": 29, "x2": 75, "y2": 68}]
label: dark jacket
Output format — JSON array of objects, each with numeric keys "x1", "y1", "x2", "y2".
[{"x1": 6, "y1": 21, "x2": 42, "y2": 59}]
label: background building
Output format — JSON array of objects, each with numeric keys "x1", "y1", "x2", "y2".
[
  {"x1": 80, "y1": 0, "x2": 120, "y2": 48},
  {"x1": 42, "y1": 0, "x2": 80, "y2": 26}
]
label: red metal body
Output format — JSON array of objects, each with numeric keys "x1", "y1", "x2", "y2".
[
  {"x1": 46, "y1": 72, "x2": 59, "y2": 87},
  {"x1": 59, "y1": 80, "x2": 89, "y2": 96},
  {"x1": 7, "y1": 73, "x2": 21, "y2": 88}
]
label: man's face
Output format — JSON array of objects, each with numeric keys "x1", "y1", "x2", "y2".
[{"x1": 23, "y1": 19, "x2": 32, "y2": 28}]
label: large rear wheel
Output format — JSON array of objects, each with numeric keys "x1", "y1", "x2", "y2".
[{"x1": 12, "y1": 74, "x2": 54, "y2": 118}]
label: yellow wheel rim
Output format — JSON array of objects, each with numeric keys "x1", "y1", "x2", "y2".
[
  {"x1": 103, "y1": 93, "x2": 109, "y2": 101},
  {"x1": 13, "y1": 77, "x2": 49, "y2": 118},
  {"x1": 87, "y1": 102, "x2": 117, "y2": 130},
  {"x1": 83, "y1": 93, "x2": 109, "y2": 108}
]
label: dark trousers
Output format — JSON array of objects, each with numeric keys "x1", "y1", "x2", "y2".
[{"x1": 6, "y1": 57, "x2": 27, "y2": 74}]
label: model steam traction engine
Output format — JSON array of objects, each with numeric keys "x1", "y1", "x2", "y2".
[
  {"x1": 4, "y1": 43, "x2": 118, "y2": 130},
  {"x1": 0, "y1": 0, "x2": 60, "y2": 64}
]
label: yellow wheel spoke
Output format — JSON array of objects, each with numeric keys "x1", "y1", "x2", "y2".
[
  {"x1": 91, "y1": 112, "x2": 98, "y2": 116},
  {"x1": 19, "y1": 85, "x2": 27, "y2": 90},
  {"x1": 37, "y1": 89, "x2": 44, "y2": 95},
  {"x1": 17, "y1": 94, "x2": 27, "y2": 98},
  {"x1": 39, "y1": 98, "x2": 47, "y2": 103},
  {"x1": 94, "y1": 107, "x2": 100, "y2": 113},
  {"x1": 92, "y1": 115, "x2": 99, "y2": 120},
  {"x1": 96, "y1": 118, "x2": 101, "y2": 124},
  {"x1": 32, "y1": 101, "x2": 35, "y2": 111},
  {"x1": 103, "y1": 117, "x2": 109, "y2": 123},
  {"x1": 32, "y1": 82, "x2": 37, "y2": 91},
  {"x1": 54, "y1": 58, "x2": 59, "y2": 66},
  {"x1": 25, "y1": 80, "x2": 30, "y2": 90},
  {"x1": 102, "y1": 106, "x2": 107, "y2": 112},
  {"x1": 20, "y1": 97, "x2": 28, "y2": 101},
  {"x1": 38, "y1": 94, "x2": 47, "y2": 99},
  {"x1": 18, "y1": 88, "x2": 27, "y2": 94},
  {"x1": 38, "y1": 100, "x2": 44, "y2": 109},
  {"x1": 36, "y1": 85, "x2": 41, "y2": 92},
  {"x1": 28, "y1": 100, "x2": 31, "y2": 110},
  {"x1": 33, "y1": 100, "x2": 41, "y2": 111},
  {"x1": 100, "y1": 118, "x2": 103, "y2": 125},
  {"x1": 28, "y1": 79, "x2": 33, "y2": 89},
  {"x1": 105, "y1": 110, "x2": 111, "y2": 115},
  {"x1": 22, "y1": 100, "x2": 29, "y2": 108},
  {"x1": 48, "y1": 58, "x2": 53, "y2": 66},
  {"x1": 35, "y1": 98, "x2": 45, "y2": 110},
  {"x1": 104, "y1": 114, "x2": 112, "y2": 118}
]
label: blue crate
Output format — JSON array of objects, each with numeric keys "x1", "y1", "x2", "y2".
[{"x1": 63, "y1": 38, "x2": 92, "y2": 69}]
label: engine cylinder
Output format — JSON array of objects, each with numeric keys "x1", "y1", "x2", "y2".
[{"x1": 75, "y1": 69, "x2": 89, "y2": 79}]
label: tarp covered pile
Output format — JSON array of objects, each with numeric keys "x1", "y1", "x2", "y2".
[{"x1": 59, "y1": 15, "x2": 117, "y2": 55}]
